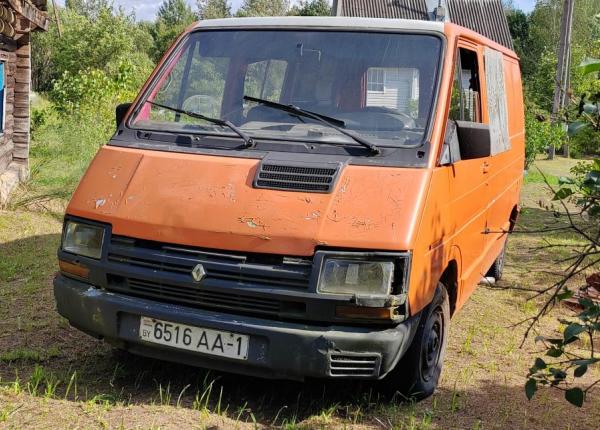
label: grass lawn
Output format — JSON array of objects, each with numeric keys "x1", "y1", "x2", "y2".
[{"x1": 1, "y1": 157, "x2": 599, "y2": 429}]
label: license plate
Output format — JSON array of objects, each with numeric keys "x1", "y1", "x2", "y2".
[{"x1": 139, "y1": 317, "x2": 249, "y2": 360}]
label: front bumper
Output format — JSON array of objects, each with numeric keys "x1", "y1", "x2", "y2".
[{"x1": 54, "y1": 274, "x2": 420, "y2": 381}]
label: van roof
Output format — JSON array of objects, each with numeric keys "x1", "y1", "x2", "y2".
[{"x1": 193, "y1": 16, "x2": 445, "y2": 34}]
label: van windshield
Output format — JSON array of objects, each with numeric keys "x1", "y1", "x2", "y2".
[{"x1": 130, "y1": 30, "x2": 443, "y2": 149}]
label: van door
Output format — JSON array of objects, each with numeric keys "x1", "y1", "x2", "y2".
[
  {"x1": 481, "y1": 49, "x2": 523, "y2": 271},
  {"x1": 446, "y1": 44, "x2": 491, "y2": 298}
]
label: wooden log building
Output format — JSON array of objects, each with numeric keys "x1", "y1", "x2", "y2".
[{"x1": 0, "y1": 0, "x2": 48, "y2": 205}]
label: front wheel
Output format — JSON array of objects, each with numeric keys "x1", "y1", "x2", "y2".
[{"x1": 381, "y1": 284, "x2": 450, "y2": 401}]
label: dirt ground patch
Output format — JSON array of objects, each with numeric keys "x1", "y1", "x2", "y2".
[{"x1": 1, "y1": 158, "x2": 599, "y2": 429}]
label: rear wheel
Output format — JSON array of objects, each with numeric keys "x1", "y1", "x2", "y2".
[
  {"x1": 382, "y1": 284, "x2": 450, "y2": 401},
  {"x1": 486, "y1": 239, "x2": 507, "y2": 281}
]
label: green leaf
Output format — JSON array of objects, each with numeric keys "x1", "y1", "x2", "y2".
[
  {"x1": 534, "y1": 358, "x2": 547, "y2": 370},
  {"x1": 574, "y1": 365, "x2": 587, "y2": 378},
  {"x1": 525, "y1": 378, "x2": 537, "y2": 400},
  {"x1": 572, "y1": 358, "x2": 600, "y2": 366},
  {"x1": 556, "y1": 289, "x2": 574, "y2": 301},
  {"x1": 547, "y1": 347, "x2": 563, "y2": 358},
  {"x1": 549, "y1": 368, "x2": 567, "y2": 380},
  {"x1": 583, "y1": 103, "x2": 599, "y2": 114},
  {"x1": 565, "y1": 388, "x2": 584, "y2": 407},
  {"x1": 568, "y1": 121, "x2": 588, "y2": 137},
  {"x1": 564, "y1": 323, "x2": 585, "y2": 341},
  {"x1": 579, "y1": 58, "x2": 600, "y2": 75},
  {"x1": 558, "y1": 176, "x2": 575, "y2": 185},
  {"x1": 553, "y1": 187, "x2": 574, "y2": 201}
]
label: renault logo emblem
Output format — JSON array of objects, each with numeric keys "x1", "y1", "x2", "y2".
[{"x1": 191, "y1": 264, "x2": 206, "y2": 282}]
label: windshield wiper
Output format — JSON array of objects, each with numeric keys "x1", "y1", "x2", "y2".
[
  {"x1": 148, "y1": 101, "x2": 255, "y2": 148},
  {"x1": 243, "y1": 95, "x2": 381, "y2": 155}
]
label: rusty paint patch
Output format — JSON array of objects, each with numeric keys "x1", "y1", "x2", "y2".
[
  {"x1": 304, "y1": 210, "x2": 321, "y2": 221},
  {"x1": 351, "y1": 218, "x2": 376, "y2": 230},
  {"x1": 238, "y1": 217, "x2": 267, "y2": 230}
]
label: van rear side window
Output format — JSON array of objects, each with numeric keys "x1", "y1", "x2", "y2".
[{"x1": 484, "y1": 47, "x2": 510, "y2": 155}]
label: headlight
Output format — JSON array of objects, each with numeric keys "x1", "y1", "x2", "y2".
[
  {"x1": 62, "y1": 221, "x2": 105, "y2": 259},
  {"x1": 318, "y1": 258, "x2": 395, "y2": 295}
]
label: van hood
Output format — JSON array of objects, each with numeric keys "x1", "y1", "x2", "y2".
[{"x1": 67, "y1": 146, "x2": 430, "y2": 256}]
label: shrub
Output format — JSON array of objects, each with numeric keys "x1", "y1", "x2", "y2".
[
  {"x1": 570, "y1": 126, "x2": 600, "y2": 158},
  {"x1": 49, "y1": 58, "x2": 152, "y2": 138},
  {"x1": 525, "y1": 113, "x2": 566, "y2": 169}
]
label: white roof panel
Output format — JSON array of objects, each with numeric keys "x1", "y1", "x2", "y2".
[{"x1": 193, "y1": 16, "x2": 444, "y2": 33}]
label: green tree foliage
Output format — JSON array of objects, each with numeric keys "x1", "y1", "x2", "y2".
[
  {"x1": 526, "y1": 59, "x2": 600, "y2": 407},
  {"x1": 289, "y1": 0, "x2": 331, "y2": 16},
  {"x1": 65, "y1": 0, "x2": 112, "y2": 20},
  {"x1": 32, "y1": 5, "x2": 153, "y2": 92},
  {"x1": 236, "y1": 0, "x2": 289, "y2": 17},
  {"x1": 151, "y1": 0, "x2": 198, "y2": 61},
  {"x1": 505, "y1": 1, "x2": 600, "y2": 159},
  {"x1": 506, "y1": 9, "x2": 530, "y2": 73},
  {"x1": 31, "y1": 2, "x2": 155, "y2": 147},
  {"x1": 520, "y1": 0, "x2": 600, "y2": 112},
  {"x1": 524, "y1": 114, "x2": 565, "y2": 169},
  {"x1": 197, "y1": 0, "x2": 232, "y2": 19},
  {"x1": 157, "y1": 0, "x2": 197, "y2": 27}
]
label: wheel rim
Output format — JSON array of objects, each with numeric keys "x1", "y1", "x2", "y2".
[
  {"x1": 495, "y1": 245, "x2": 506, "y2": 278},
  {"x1": 421, "y1": 307, "x2": 444, "y2": 382}
]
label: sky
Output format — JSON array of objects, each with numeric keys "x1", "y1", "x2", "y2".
[
  {"x1": 55, "y1": 0, "x2": 537, "y2": 22},
  {"x1": 55, "y1": 1, "x2": 288, "y2": 21},
  {"x1": 514, "y1": 0, "x2": 536, "y2": 13}
]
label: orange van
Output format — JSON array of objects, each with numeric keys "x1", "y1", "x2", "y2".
[{"x1": 54, "y1": 17, "x2": 524, "y2": 398}]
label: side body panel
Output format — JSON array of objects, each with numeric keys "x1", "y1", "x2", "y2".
[{"x1": 410, "y1": 24, "x2": 523, "y2": 315}]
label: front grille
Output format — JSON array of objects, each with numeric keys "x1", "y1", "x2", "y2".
[
  {"x1": 107, "y1": 237, "x2": 312, "y2": 290},
  {"x1": 254, "y1": 161, "x2": 341, "y2": 193},
  {"x1": 107, "y1": 276, "x2": 305, "y2": 317},
  {"x1": 329, "y1": 354, "x2": 381, "y2": 377},
  {"x1": 104, "y1": 236, "x2": 312, "y2": 318}
]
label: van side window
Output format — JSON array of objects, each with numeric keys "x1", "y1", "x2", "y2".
[{"x1": 449, "y1": 48, "x2": 482, "y2": 123}]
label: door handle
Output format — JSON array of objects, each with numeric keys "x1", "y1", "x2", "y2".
[{"x1": 482, "y1": 161, "x2": 490, "y2": 174}]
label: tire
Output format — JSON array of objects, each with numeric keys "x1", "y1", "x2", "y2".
[
  {"x1": 382, "y1": 284, "x2": 450, "y2": 401},
  {"x1": 486, "y1": 238, "x2": 507, "y2": 281}
]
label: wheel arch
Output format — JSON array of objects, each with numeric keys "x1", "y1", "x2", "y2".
[
  {"x1": 439, "y1": 259, "x2": 459, "y2": 316},
  {"x1": 509, "y1": 205, "x2": 520, "y2": 232}
]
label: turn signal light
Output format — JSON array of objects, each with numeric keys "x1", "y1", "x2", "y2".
[
  {"x1": 335, "y1": 305, "x2": 396, "y2": 320},
  {"x1": 59, "y1": 260, "x2": 90, "y2": 280}
]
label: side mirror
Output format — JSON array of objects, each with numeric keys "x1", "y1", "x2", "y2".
[
  {"x1": 455, "y1": 120, "x2": 491, "y2": 160},
  {"x1": 116, "y1": 103, "x2": 132, "y2": 128}
]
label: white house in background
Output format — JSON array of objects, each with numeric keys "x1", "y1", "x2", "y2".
[{"x1": 366, "y1": 67, "x2": 420, "y2": 114}]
